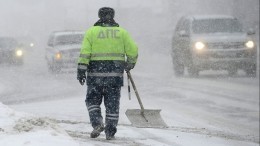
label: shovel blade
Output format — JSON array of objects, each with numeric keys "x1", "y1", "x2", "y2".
[{"x1": 125, "y1": 109, "x2": 168, "y2": 128}]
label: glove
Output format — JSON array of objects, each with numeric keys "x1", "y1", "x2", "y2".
[
  {"x1": 125, "y1": 63, "x2": 135, "y2": 72},
  {"x1": 77, "y1": 68, "x2": 86, "y2": 85}
]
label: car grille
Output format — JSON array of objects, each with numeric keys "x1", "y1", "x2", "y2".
[
  {"x1": 60, "y1": 48, "x2": 80, "y2": 58},
  {"x1": 207, "y1": 42, "x2": 244, "y2": 49},
  {"x1": 0, "y1": 50, "x2": 13, "y2": 58},
  {"x1": 210, "y1": 52, "x2": 240, "y2": 58}
]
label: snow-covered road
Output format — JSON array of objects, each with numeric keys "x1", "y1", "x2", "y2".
[{"x1": 0, "y1": 47, "x2": 259, "y2": 145}]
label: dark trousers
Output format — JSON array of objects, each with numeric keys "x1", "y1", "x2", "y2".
[{"x1": 85, "y1": 85, "x2": 121, "y2": 135}]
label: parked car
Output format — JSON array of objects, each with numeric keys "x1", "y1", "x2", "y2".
[
  {"x1": 45, "y1": 31, "x2": 84, "y2": 73},
  {"x1": 172, "y1": 15, "x2": 257, "y2": 77},
  {"x1": 0, "y1": 37, "x2": 24, "y2": 65}
]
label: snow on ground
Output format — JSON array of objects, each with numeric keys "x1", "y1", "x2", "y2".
[
  {"x1": 0, "y1": 49, "x2": 259, "y2": 145},
  {"x1": 0, "y1": 100, "x2": 258, "y2": 146},
  {"x1": 0, "y1": 31, "x2": 259, "y2": 145},
  {"x1": 0, "y1": 102, "x2": 79, "y2": 146}
]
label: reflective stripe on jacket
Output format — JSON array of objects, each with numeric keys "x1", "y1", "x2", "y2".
[
  {"x1": 78, "y1": 26, "x2": 138, "y2": 86},
  {"x1": 86, "y1": 60, "x2": 124, "y2": 86}
]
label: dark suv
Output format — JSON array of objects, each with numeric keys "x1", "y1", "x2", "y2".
[
  {"x1": 0, "y1": 37, "x2": 24, "y2": 65},
  {"x1": 172, "y1": 15, "x2": 257, "y2": 77}
]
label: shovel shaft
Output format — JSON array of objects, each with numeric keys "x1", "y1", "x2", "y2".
[
  {"x1": 127, "y1": 73, "x2": 131, "y2": 100},
  {"x1": 127, "y1": 72, "x2": 145, "y2": 111}
]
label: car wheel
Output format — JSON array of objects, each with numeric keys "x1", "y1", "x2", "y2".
[
  {"x1": 188, "y1": 65, "x2": 199, "y2": 77},
  {"x1": 245, "y1": 64, "x2": 256, "y2": 77},
  {"x1": 48, "y1": 63, "x2": 61, "y2": 74},
  {"x1": 173, "y1": 62, "x2": 184, "y2": 77},
  {"x1": 227, "y1": 68, "x2": 237, "y2": 76},
  {"x1": 172, "y1": 51, "x2": 185, "y2": 77},
  {"x1": 9, "y1": 59, "x2": 24, "y2": 66},
  {"x1": 15, "y1": 61, "x2": 24, "y2": 66}
]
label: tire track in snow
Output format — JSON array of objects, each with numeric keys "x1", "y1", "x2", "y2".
[
  {"x1": 66, "y1": 130, "x2": 144, "y2": 146},
  {"x1": 134, "y1": 74, "x2": 258, "y2": 140},
  {"x1": 54, "y1": 119, "x2": 259, "y2": 144}
]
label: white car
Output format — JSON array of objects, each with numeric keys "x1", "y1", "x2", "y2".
[
  {"x1": 45, "y1": 31, "x2": 84, "y2": 73},
  {"x1": 172, "y1": 15, "x2": 257, "y2": 77}
]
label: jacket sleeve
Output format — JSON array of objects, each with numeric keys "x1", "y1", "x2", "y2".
[
  {"x1": 123, "y1": 30, "x2": 138, "y2": 64},
  {"x1": 78, "y1": 28, "x2": 92, "y2": 69}
]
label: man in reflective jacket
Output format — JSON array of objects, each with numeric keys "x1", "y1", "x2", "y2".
[{"x1": 77, "y1": 7, "x2": 138, "y2": 140}]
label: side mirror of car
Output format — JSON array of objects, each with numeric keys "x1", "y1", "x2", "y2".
[
  {"x1": 48, "y1": 42, "x2": 54, "y2": 47},
  {"x1": 178, "y1": 30, "x2": 189, "y2": 37},
  {"x1": 247, "y1": 28, "x2": 255, "y2": 35}
]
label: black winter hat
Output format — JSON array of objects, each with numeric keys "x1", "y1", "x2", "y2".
[{"x1": 98, "y1": 7, "x2": 115, "y2": 20}]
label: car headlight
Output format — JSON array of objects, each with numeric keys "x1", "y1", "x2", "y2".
[
  {"x1": 30, "y1": 43, "x2": 34, "y2": 47},
  {"x1": 195, "y1": 42, "x2": 205, "y2": 50},
  {"x1": 55, "y1": 52, "x2": 62, "y2": 59},
  {"x1": 245, "y1": 40, "x2": 254, "y2": 49},
  {"x1": 16, "y1": 50, "x2": 23, "y2": 57}
]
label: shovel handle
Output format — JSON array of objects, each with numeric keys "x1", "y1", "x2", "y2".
[
  {"x1": 126, "y1": 71, "x2": 145, "y2": 111},
  {"x1": 127, "y1": 73, "x2": 131, "y2": 100}
]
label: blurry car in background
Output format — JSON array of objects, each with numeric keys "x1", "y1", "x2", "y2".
[
  {"x1": 172, "y1": 15, "x2": 257, "y2": 77},
  {"x1": 0, "y1": 37, "x2": 24, "y2": 65},
  {"x1": 45, "y1": 30, "x2": 84, "y2": 73},
  {"x1": 17, "y1": 36, "x2": 37, "y2": 51}
]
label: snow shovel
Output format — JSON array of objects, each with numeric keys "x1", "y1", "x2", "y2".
[{"x1": 125, "y1": 71, "x2": 167, "y2": 128}]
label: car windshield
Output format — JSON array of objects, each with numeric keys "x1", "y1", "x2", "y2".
[
  {"x1": 192, "y1": 18, "x2": 243, "y2": 34},
  {"x1": 54, "y1": 34, "x2": 83, "y2": 45},
  {"x1": 0, "y1": 38, "x2": 18, "y2": 49}
]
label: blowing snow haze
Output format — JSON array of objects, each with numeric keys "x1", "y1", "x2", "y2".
[
  {"x1": 0, "y1": 0, "x2": 258, "y2": 48},
  {"x1": 0, "y1": 0, "x2": 259, "y2": 145}
]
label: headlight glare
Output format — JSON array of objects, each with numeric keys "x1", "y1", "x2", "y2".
[
  {"x1": 16, "y1": 50, "x2": 23, "y2": 56},
  {"x1": 55, "y1": 52, "x2": 62, "y2": 59},
  {"x1": 195, "y1": 42, "x2": 205, "y2": 50},
  {"x1": 245, "y1": 41, "x2": 254, "y2": 48}
]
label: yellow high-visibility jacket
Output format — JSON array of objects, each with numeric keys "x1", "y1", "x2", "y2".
[{"x1": 78, "y1": 26, "x2": 138, "y2": 86}]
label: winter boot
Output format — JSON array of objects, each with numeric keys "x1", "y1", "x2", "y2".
[
  {"x1": 106, "y1": 134, "x2": 115, "y2": 140},
  {"x1": 90, "y1": 124, "x2": 104, "y2": 138}
]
